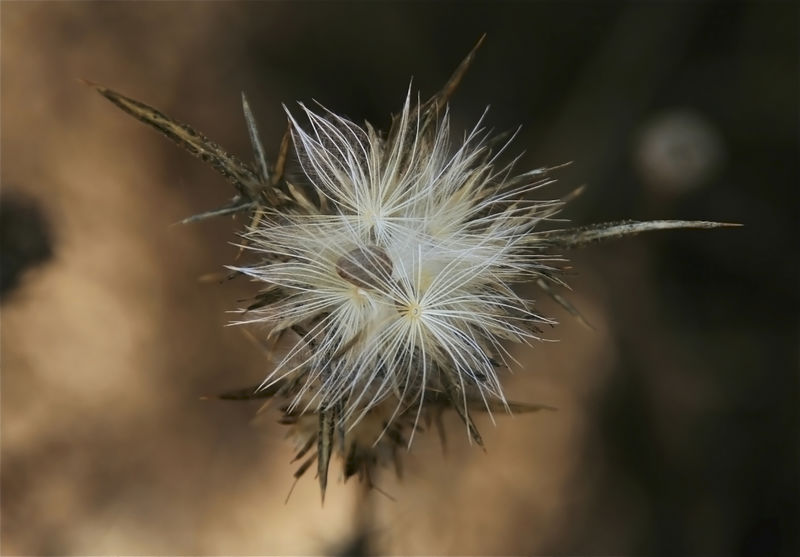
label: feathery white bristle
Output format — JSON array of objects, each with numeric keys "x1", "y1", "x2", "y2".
[{"x1": 232, "y1": 90, "x2": 560, "y2": 435}]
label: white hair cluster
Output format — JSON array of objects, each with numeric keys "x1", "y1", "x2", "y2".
[{"x1": 233, "y1": 92, "x2": 561, "y2": 440}]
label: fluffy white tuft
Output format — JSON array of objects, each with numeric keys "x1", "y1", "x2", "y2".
[{"x1": 233, "y1": 91, "x2": 563, "y2": 437}]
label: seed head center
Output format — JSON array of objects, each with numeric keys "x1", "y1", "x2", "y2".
[{"x1": 402, "y1": 302, "x2": 423, "y2": 321}]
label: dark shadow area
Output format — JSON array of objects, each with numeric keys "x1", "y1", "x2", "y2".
[{"x1": 1, "y1": 191, "x2": 54, "y2": 300}]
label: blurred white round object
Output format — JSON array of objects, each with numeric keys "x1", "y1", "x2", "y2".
[{"x1": 635, "y1": 110, "x2": 725, "y2": 194}]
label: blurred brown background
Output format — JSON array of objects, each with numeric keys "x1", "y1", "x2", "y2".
[{"x1": 1, "y1": 2, "x2": 797, "y2": 555}]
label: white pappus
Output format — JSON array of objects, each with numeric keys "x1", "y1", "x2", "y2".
[{"x1": 233, "y1": 91, "x2": 563, "y2": 440}]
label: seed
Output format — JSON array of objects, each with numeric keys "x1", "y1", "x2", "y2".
[{"x1": 335, "y1": 245, "x2": 393, "y2": 290}]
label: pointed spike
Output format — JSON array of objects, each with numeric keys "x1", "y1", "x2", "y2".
[
  {"x1": 474, "y1": 399, "x2": 558, "y2": 414},
  {"x1": 536, "y1": 277, "x2": 594, "y2": 330},
  {"x1": 271, "y1": 123, "x2": 292, "y2": 187},
  {"x1": 344, "y1": 441, "x2": 360, "y2": 480},
  {"x1": 285, "y1": 452, "x2": 317, "y2": 504},
  {"x1": 175, "y1": 200, "x2": 256, "y2": 225},
  {"x1": 440, "y1": 373, "x2": 485, "y2": 450},
  {"x1": 87, "y1": 82, "x2": 261, "y2": 199},
  {"x1": 235, "y1": 207, "x2": 266, "y2": 261},
  {"x1": 241, "y1": 92, "x2": 270, "y2": 183},
  {"x1": 544, "y1": 220, "x2": 741, "y2": 249},
  {"x1": 218, "y1": 382, "x2": 283, "y2": 401},
  {"x1": 286, "y1": 182, "x2": 318, "y2": 214},
  {"x1": 284, "y1": 476, "x2": 301, "y2": 505},
  {"x1": 291, "y1": 435, "x2": 317, "y2": 463},
  {"x1": 295, "y1": 451, "x2": 317, "y2": 479},
  {"x1": 335, "y1": 400, "x2": 346, "y2": 453},
  {"x1": 430, "y1": 33, "x2": 486, "y2": 109},
  {"x1": 369, "y1": 481, "x2": 397, "y2": 502},
  {"x1": 244, "y1": 289, "x2": 284, "y2": 312},
  {"x1": 317, "y1": 409, "x2": 334, "y2": 504},
  {"x1": 561, "y1": 184, "x2": 587, "y2": 204}
]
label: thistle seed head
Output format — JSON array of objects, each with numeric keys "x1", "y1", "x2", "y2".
[
  {"x1": 232, "y1": 92, "x2": 560, "y2": 437},
  {"x1": 89, "y1": 35, "x2": 734, "y2": 500}
]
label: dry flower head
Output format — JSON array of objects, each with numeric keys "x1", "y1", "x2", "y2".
[{"x1": 89, "y1": 36, "x2": 734, "y2": 501}]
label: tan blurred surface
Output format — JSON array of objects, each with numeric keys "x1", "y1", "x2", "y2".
[
  {"x1": 0, "y1": 4, "x2": 609, "y2": 554},
  {"x1": 1, "y1": 4, "x2": 360, "y2": 554}
]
